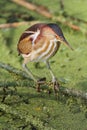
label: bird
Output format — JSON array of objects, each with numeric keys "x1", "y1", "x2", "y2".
[{"x1": 17, "y1": 23, "x2": 73, "y2": 93}]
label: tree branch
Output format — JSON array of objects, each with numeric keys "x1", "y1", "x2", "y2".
[
  {"x1": 0, "y1": 22, "x2": 28, "y2": 29},
  {"x1": 11, "y1": 0, "x2": 82, "y2": 31},
  {"x1": 0, "y1": 62, "x2": 87, "y2": 100},
  {"x1": 0, "y1": 21, "x2": 40, "y2": 29},
  {"x1": 11, "y1": 0, "x2": 52, "y2": 18},
  {"x1": 0, "y1": 62, "x2": 29, "y2": 79}
]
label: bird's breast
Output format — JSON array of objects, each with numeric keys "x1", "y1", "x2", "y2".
[{"x1": 30, "y1": 38, "x2": 60, "y2": 61}]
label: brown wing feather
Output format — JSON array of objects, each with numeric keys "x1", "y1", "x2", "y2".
[
  {"x1": 17, "y1": 23, "x2": 47, "y2": 55},
  {"x1": 18, "y1": 36, "x2": 32, "y2": 54}
]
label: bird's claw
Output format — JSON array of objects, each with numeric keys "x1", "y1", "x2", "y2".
[
  {"x1": 36, "y1": 77, "x2": 46, "y2": 92},
  {"x1": 36, "y1": 77, "x2": 60, "y2": 95},
  {"x1": 53, "y1": 80, "x2": 60, "y2": 94}
]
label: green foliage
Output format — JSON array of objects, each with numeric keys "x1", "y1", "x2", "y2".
[{"x1": 0, "y1": 0, "x2": 87, "y2": 130}]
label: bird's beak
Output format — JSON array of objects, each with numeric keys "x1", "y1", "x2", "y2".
[
  {"x1": 63, "y1": 40, "x2": 73, "y2": 51},
  {"x1": 60, "y1": 37, "x2": 73, "y2": 51}
]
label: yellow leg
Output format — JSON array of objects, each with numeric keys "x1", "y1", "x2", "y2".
[
  {"x1": 45, "y1": 61, "x2": 59, "y2": 92},
  {"x1": 22, "y1": 63, "x2": 37, "y2": 82},
  {"x1": 46, "y1": 61, "x2": 56, "y2": 82}
]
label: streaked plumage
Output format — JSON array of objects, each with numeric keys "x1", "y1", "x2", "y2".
[{"x1": 17, "y1": 23, "x2": 73, "y2": 92}]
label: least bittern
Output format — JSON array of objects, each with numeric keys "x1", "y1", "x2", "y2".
[{"x1": 17, "y1": 23, "x2": 73, "y2": 92}]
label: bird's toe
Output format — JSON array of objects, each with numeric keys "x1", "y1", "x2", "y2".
[
  {"x1": 53, "y1": 80, "x2": 60, "y2": 93},
  {"x1": 36, "y1": 77, "x2": 46, "y2": 92}
]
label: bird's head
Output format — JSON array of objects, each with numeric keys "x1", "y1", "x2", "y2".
[
  {"x1": 56, "y1": 34, "x2": 73, "y2": 50},
  {"x1": 47, "y1": 23, "x2": 73, "y2": 50}
]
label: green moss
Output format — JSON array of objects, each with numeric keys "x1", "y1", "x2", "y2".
[{"x1": 0, "y1": 0, "x2": 87, "y2": 129}]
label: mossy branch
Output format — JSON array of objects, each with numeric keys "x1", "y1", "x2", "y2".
[
  {"x1": 0, "y1": 62, "x2": 87, "y2": 100},
  {"x1": 60, "y1": 86, "x2": 87, "y2": 100},
  {"x1": 0, "y1": 62, "x2": 30, "y2": 79}
]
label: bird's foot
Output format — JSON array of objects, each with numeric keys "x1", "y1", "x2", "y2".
[
  {"x1": 52, "y1": 78, "x2": 60, "y2": 94},
  {"x1": 36, "y1": 77, "x2": 46, "y2": 92},
  {"x1": 53, "y1": 80, "x2": 60, "y2": 93}
]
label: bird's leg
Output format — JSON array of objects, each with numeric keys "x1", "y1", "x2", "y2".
[
  {"x1": 46, "y1": 61, "x2": 60, "y2": 93},
  {"x1": 22, "y1": 63, "x2": 40, "y2": 92},
  {"x1": 22, "y1": 62, "x2": 46, "y2": 92},
  {"x1": 22, "y1": 63, "x2": 37, "y2": 82}
]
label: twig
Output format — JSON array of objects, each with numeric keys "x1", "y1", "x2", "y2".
[
  {"x1": 11, "y1": 0, "x2": 52, "y2": 18},
  {"x1": 0, "y1": 22, "x2": 28, "y2": 29},
  {"x1": 11, "y1": 0, "x2": 82, "y2": 32},
  {"x1": 0, "y1": 62, "x2": 87, "y2": 100},
  {"x1": 0, "y1": 21, "x2": 39, "y2": 29},
  {"x1": 0, "y1": 20, "x2": 80, "y2": 31},
  {"x1": 0, "y1": 0, "x2": 85, "y2": 32},
  {"x1": 54, "y1": 17, "x2": 81, "y2": 31},
  {"x1": 0, "y1": 0, "x2": 82, "y2": 32}
]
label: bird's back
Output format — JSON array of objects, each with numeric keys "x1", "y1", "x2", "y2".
[{"x1": 17, "y1": 23, "x2": 46, "y2": 55}]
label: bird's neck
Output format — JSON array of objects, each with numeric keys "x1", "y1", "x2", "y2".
[{"x1": 30, "y1": 29, "x2": 40, "y2": 45}]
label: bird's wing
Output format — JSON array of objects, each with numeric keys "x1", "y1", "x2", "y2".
[{"x1": 17, "y1": 36, "x2": 32, "y2": 55}]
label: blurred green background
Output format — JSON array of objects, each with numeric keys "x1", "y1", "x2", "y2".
[{"x1": 0, "y1": 0, "x2": 87, "y2": 130}]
